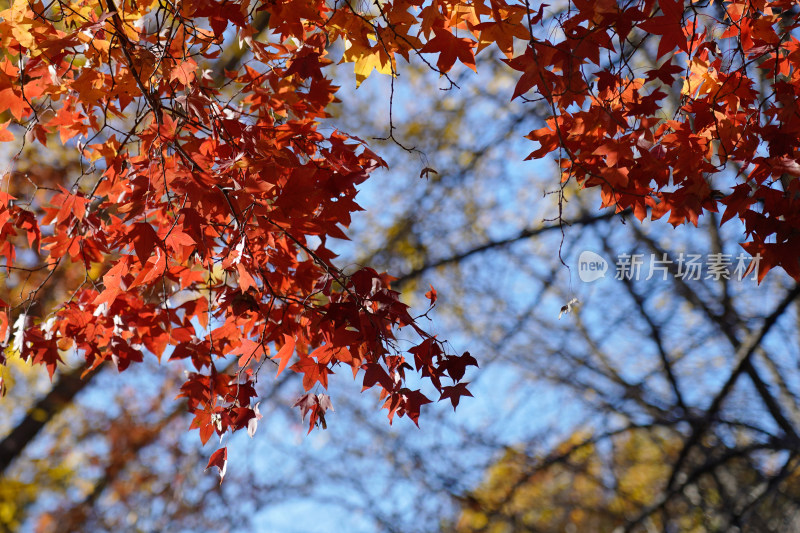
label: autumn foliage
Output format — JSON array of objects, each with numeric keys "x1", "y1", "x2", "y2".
[{"x1": 0, "y1": 0, "x2": 799, "y2": 477}]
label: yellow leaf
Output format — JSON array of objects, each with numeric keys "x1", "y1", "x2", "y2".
[
  {"x1": 11, "y1": 26, "x2": 34, "y2": 49},
  {"x1": 681, "y1": 57, "x2": 719, "y2": 97},
  {"x1": 343, "y1": 41, "x2": 395, "y2": 87},
  {"x1": 6, "y1": 0, "x2": 36, "y2": 49}
]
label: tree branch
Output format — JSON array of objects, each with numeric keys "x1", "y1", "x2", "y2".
[
  {"x1": 0, "y1": 365, "x2": 98, "y2": 475},
  {"x1": 666, "y1": 283, "x2": 800, "y2": 490},
  {"x1": 393, "y1": 209, "x2": 629, "y2": 287}
]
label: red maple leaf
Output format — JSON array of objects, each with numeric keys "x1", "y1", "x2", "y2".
[
  {"x1": 425, "y1": 284, "x2": 437, "y2": 305},
  {"x1": 645, "y1": 59, "x2": 685, "y2": 85},
  {"x1": 272, "y1": 334, "x2": 295, "y2": 377},
  {"x1": 419, "y1": 24, "x2": 477, "y2": 73},
  {"x1": 205, "y1": 447, "x2": 227, "y2": 484},
  {"x1": 639, "y1": 0, "x2": 689, "y2": 58},
  {"x1": 439, "y1": 383, "x2": 474, "y2": 410}
]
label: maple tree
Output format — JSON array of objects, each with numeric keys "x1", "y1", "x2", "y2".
[
  {"x1": 0, "y1": 0, "x2": 486, "y2": 476},
  {"x1": 2, "y1": 0, "x2": 800, "y2": 487}
]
